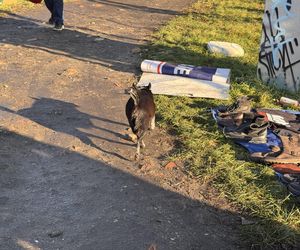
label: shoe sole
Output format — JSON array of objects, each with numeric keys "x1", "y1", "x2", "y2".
[
  {"x1": 251, "y1": 155, "x2": 300, "y2": 164},
  {"x1": 288, "y1": 184, "x2": 300, "y2": 196},
  {"x1": 53, "y1": 25, "x2": 64, "y2": 31}
]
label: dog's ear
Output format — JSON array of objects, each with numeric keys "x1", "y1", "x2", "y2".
[
  {"x1": 129, "y1": 87, "x2": 139, "y2": 105},
  {"x1": 131, "y1": 83, "x2": 139, "y2": 91},
  {"x1": 147, "y1": 83, "x2": 151, "y2": 90}
]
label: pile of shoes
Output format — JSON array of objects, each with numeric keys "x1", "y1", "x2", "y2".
[
  {"x1": 212, "y1": 96, "x2": 300, "y2": 197},
  {"x1": 215, "y1": 96, "x2": 269, "y2": 144}
]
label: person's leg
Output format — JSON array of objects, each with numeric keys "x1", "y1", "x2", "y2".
[
  {"x1": 53, "y1": 0, "x2": 64, "y2": 25},
  {"x1": 44, "y1": 0, "x2": 54, "y2": 23}
]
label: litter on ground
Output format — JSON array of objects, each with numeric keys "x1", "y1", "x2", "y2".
[
  {"x1": 212, "y1": 96, "x2": 300, "y2": 198},
  {"x1": 138, "y1": 60, "x2": 231, "y2": 99},
  {"x1": 207, "y1": 41, "x2": 245, "y2": 57}
]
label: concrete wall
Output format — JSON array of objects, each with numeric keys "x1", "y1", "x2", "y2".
[{"x1": 258, "y1": 0, "x2": 300, "y2": 92}]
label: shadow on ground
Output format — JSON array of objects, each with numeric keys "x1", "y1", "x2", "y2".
[
  {"x1": 0, "y1": 128, "x2": 241, "y2": 250},
  {"x1": 87, "y1": 0, "x2": 180, "y2": 15},
  {"x1": 0, "y1": 97, "x2": 132, "y2": 161},
  {"x1": 0, "y1": 10, "x2": 138, "y2": 73}
]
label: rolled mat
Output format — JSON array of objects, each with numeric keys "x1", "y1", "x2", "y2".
[{"x1": 141, "y1": 60, "x2": 230, "y2": 84}]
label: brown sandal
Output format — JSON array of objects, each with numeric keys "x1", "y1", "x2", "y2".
[{"x1": 250, "y1": 129, "x2": 300, "y2": 164}]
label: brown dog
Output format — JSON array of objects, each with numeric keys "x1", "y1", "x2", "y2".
[{"x1": 125, "y1": 84, "x2": 155, "y2": 160}]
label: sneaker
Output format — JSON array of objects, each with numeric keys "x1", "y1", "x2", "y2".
[
  {"x1": 251, "y1": 129, "x2": 300, "y2": 164},
  {"x1": 278, "y1": 173, "x2": 300, "y2": 185},
  {"x1": 218, "y1": 96, "x2": 252, "y2": 116},
  {"x1": 288, "y1": 181, "x2": 300, "y2": 196},
  {"x1": 53, "y1": 23, "x2": 64, "y2": 31},
  {"x1": 223, "y1": 115, "x2": 269, "y2": 143},
  {"x1": 47, "y1": 18, "x2": 54, "y2": 25},
  {"x1": 216, "y1": 96, "x2": 252, "y2": 127}
]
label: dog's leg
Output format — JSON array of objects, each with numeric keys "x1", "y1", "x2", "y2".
[
  {"x1": 135, "y1": 139, "x2": 141, "y2": 161},
  {"x1": 139, "y1": 132, "x2": 146, "y2": 149},
  {"x1": 150, "y1": 116, "x2": 155, "y2": 130}
]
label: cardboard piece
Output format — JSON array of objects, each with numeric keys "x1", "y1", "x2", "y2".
[{"x1": 137, "y1": 73, "x2": 230, "y2": 99}]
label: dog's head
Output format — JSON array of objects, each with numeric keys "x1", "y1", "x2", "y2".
[
  {"x1": 126, "y1": 83, "x2": 152, "y2": 104},
  {"x1": 138, "y1": 83, "x2": 151, "y2": 91},
  {"x1": 129, "y1": 83, "x2": 151, "y2": 92}
]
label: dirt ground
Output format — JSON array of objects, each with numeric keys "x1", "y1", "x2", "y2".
[{"x1": 0, "y1": 1, "x2": 243, "y2": 249}]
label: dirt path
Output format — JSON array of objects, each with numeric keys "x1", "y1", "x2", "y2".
[{"x1": 0, "y1": 1, "x2": 242, "y2": 249}]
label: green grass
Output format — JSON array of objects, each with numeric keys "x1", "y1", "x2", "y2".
[{"x1": 144, "y1": 0, "x2": 300, "y2": 248}]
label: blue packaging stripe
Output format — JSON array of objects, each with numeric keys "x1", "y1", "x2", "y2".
[
  {"x1": 161, "y1": 64, "x2": 175, "y2": 75},
  {"x1": 189, "y1": 66, "x2": 217, "y2": 81},
  {"x1": 160, "y1": 63, "x2": 218, "y2": 81}
]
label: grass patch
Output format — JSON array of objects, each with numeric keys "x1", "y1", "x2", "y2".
[
  {"x1": 144, "y1": 0, "x2": 300, "y2": 248},
  {"x1": 0, "y1": 0, "x2": 36, "y2": 13}
]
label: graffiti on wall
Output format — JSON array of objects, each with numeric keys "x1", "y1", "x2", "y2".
[{"x1": 258, "y1": 0, "x2": 300, "y2": 91}]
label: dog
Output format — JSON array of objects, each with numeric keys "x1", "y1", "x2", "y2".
[{"x1": 125, "y1": 83, "x2": 155, "y2": 160}]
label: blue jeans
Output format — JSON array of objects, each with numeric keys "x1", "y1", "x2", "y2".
[{"x1": 44, "y1": 0, "x2": 64, "y2": 25}]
